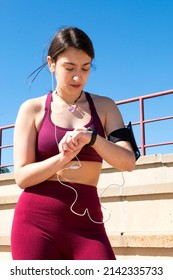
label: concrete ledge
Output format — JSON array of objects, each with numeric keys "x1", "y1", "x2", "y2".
[
  {"x1": 102, "y1": 153, "x2": 173, "y2": 169},
  {"x1": 1, "y1": 231, "x2": 173, "y2": 249},
  {"x1": 0, "y1": 173, "x2": 15, "y2": 182},
  {"x1": 98, "y1": 182, "x2": 173, "y2": 198},
  {"x1": 1, "y1": 153, "x2": 173, "y2": 181},
  {"x1": 0, "y1": 195, "x2": 19, "y2": 205},
  {"x1": 109, "y1": 232, "x2": 173, "y2": 248},
  {"x1": 0, "y1": 235, "x2": 10, "y2": 246},
  {"x1": 0, "y1": 182, "x2": 173, "y2": 206}
]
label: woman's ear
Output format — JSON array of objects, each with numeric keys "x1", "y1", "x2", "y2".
[{"x1": 47, "y1": 56, "x2": 55, "y2": 72}]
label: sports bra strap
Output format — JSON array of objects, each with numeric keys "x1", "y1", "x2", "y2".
[
  {"x1": 45, "y1": 92, "x2": 52, "y2": 111},
  {"x1": 85, "y1": 92, "x2": 99, "y2": 119}
]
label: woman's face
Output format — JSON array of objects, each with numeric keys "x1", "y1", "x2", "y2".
[{"x1": 50, "y1": 47, "x2": 92, "y2": 96}]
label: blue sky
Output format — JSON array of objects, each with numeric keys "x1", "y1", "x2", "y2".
[{"x1": 0, "y1": 0, "x2": 173, "y2": 167}]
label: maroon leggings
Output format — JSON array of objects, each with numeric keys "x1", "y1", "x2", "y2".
[{"x1": 11, "y1": 181, "x2": 116, "y2": 260}]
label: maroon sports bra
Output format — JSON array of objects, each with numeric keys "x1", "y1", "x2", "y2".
[{"x1": 36, "y1": 92, "x2": 105, "y2": 163}]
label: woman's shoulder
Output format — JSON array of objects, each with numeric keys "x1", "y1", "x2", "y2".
[
  {"x1": 18, "y1": 94, "x2": 48, "y2": 114},
  {"x1": 88, "y1": 92, "x2": 117, "y2": 109}
]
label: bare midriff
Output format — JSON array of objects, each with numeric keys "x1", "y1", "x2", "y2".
[{"x1": 48, "y1": 161, "x2": 102, "y2": 187}]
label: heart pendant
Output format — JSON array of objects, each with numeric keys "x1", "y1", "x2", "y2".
[{"x1": 68, "y1": 105, "x2": 76, "y2": 112}]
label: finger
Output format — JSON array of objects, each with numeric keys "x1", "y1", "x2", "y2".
[
  {"x1": 66, "y1": 135, "x2": 79, "y2": 149},
  {"x1": 65, "y1": 131, "x2": 80, "y2": 148}
]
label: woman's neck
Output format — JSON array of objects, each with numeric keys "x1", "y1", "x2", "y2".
[{"x1": 54, "y1": 90, "x2": 83, "y2": 112}]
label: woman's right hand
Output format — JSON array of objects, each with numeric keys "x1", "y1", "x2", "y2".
[{"x1": 58, "y1": 128, "x2": 92, "y2": 156}]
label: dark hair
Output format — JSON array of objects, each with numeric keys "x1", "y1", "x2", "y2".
[
  {"x1": 28, "y1": 26, "x2": 95, "y2": 84},
  {"x1": 49, "y1": 26, "x2": 95, "y2": 62}
]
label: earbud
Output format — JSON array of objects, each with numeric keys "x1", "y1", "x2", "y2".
[{"x1": 49, "y1": 63, "x2": 55, "y2": 73}]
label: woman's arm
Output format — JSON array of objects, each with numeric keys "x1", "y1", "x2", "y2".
[
  {"x1": 92, "y1": 135, "x2": 136, "y2": 171},
  {"x1": 13, "y1": 99, "x2": 79, "y2": 189},
  {"x1": 92, "y1": 96, "x2": 136, "y2": 171}
]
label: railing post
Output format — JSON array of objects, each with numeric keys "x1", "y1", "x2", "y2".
[
  {"x1": 139, "y1": 97, "x2": 146, "y2": 155},
  {"x1": 0, "y1": 128, "x2": 2, "y2": 166}
]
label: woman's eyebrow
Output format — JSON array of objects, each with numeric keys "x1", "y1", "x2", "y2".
[{"x1": 64, "y1": 62, "x2": 91, "y2": 66}]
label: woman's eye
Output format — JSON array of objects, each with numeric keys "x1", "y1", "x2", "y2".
[{"x1": 66, "y1": 68, "x2": 73, "y2": 71}]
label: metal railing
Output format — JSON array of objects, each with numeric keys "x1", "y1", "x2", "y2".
[
  {"x1": 0, "y1": 89, "x2": 173, "y2": 169},
  {"x1": 0, "y1": 124, "x2": 14, "y2": 169},
  {"x1": 116, "y1": 89, "x2": 173, "y2": 155}
]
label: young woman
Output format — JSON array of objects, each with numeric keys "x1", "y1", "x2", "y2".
[{"x1": 11, "y1": 26, "x2": 136, "y2": 260}]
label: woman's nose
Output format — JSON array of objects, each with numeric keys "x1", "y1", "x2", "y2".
[{"x1": 72, "y1": 73, "x2": 81, "y2": 82}]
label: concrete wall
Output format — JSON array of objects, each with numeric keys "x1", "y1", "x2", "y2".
[{"x1": 0, "y1": 154, "x2": 173, "y2": 260}]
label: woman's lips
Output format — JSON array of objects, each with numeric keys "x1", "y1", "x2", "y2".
[{"x1": 71, "y1": 84, "x2": 81, "y2": 88}]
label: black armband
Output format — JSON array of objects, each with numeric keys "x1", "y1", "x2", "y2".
[
  {"x1": 86, "y1": 127, "x2": 97, "y2": 147},
  {"x1": 107, "y1": 122, "x2": 140, "y2": 160}
]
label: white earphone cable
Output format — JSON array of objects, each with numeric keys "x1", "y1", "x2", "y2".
[{"x1": 54, "y1": 117, "x2": 125, "y2": 225}]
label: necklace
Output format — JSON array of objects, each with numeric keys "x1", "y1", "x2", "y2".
[{"x1": 55, "y1": 90, "x2": 83, "y2": 112}]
